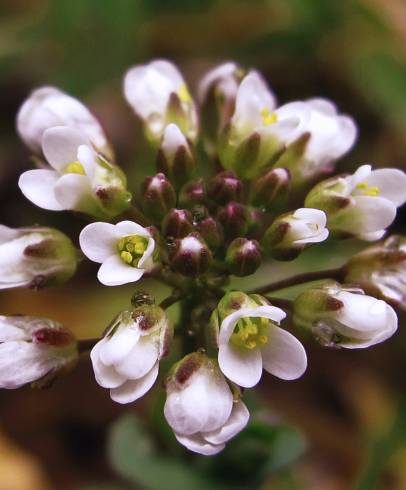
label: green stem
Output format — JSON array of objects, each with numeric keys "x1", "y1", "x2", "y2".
[
  {"x1": 159, "y1": 292, "x2": 185, "y2": 310},
  {"x1": 248, "y1": 267, "x2": 343, "y2": 295}
]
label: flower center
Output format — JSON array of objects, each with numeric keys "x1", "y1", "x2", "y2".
[
  {"x1": 355, "y1": 182, "x2": 380, "y2": 196},
  {"x1": 260, "y1": 107, "x2": 278, "y2": 126},
  {"x1": 117, "y1": 235, "x2": 148, "y2": 267},
  {"x1": 64, "y1": 160, "x2": 85, "y2": 175},
  {"x1": 231, "y1": 317, "x2": 269, "y2": 350},
  {"x1": 178, "y1": 84, "x2": 192, "y2": 103}
]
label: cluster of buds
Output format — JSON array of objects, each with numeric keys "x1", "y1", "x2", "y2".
[{"x1": 1, "y1": 59, "x2": 405, "y2": 456}]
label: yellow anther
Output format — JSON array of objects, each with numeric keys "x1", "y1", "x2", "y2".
[
  {"x1": 258, "y1": 335, "x2": 268, "y2": 345},
  {"x1": 246, "y1": 340, "x2": 257, "y2": 349},
  {"x1": 231, "y1": 317, "x2": 269, "y2": 350},
  {"x1": 355, "y1": 182, "x2": 380, "y2": 196},
  {"x1": 178, "y1": 84, "x2": 191, "y2": 103},
  {"x1": 64, "y1": 161, "x2": 85, "y2": 175},
  {"x1": 260, "y1": 107, "x2": 278, "y2": 126},
  {"x1": 117, "y1": 235, "x2": 148, "y2": 267}
]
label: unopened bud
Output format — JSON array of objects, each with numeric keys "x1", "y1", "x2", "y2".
[
  {"x1": 157, "y1": 124, "x2": 195, "y2": 188},
  {"x1": 162, "y1": 209, "x2": 194, "y2": 238},
  {"x1": 195, "y1": 216, "x2": 224, "y2": 250},
  {"x1": 0, "y1": 315, "x2": 77, "y2": 389},
  {"x1": 208, "y1": 171, "x2": 243, "y2": 204},
  {"x1": 178, "y1": 179, "x2": 206, "y2": 208},
  {"x1": 141, "y1": 173, "x2": 176, "y2": 222},
  {"x1": 226, "y1": 238, "x2": 262, "y2": 276},
  {"x1": 263, "y1": 208, "x2": 329, "y2": 260},
  {"x1": 170, "y1": 233, "x2": 212, "y2": 276},
  {"x1": 0, "y1": 225, "x2": 78, "y2": 290},
  {"x1": 217, "y1": 202, "x2": 249, "y2": 239},
  {"x1": 250, "y1": 168, "x2": 290, "y2": 211}
]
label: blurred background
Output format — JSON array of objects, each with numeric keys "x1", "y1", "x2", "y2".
[{"x1": 1, "y1": 0, "x2": 406, "y2": 489}]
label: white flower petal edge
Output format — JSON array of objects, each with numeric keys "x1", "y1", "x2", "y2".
[
  {"x1": 218, "y1": 305, "x2": 307, "y2": 388},
  {"x1": 79, "y1": 221, "x2": 155, "y2": 287}
]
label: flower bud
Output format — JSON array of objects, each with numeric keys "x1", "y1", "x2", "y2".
[
  {"x1": 343, "y1": 235, "x2": 406, "y2": 310},
  {"x1": 18, "y1": 126, "x2": 130, "y2": 219},
  {"x1": 0, "y1": 315, "x2": 77, "y2": 389},
  {"x1": 170, "y1": 233, "x2": 212, "y2": 276},
  {"x1": 178, "y1": 179, "x2": 206, "y2": 208},
  {"x1": 208, "y1": 171, "x2": 243, "y2": 205},
  {"x1": 0, "y1": 225, "x2": 78, "y2": 290},
  {"x1": 156, "y1": 124, "x2": 195, "y2": 188},
  {"x1": 195, "y1": 216, "x2": 224, "y2": 250},
  {"x1": 162, "y1": 209, "x2": 194, "y2": 238},
  {"x1": 164, "y1": 352, "x2": 249, "y2": 455},
  {"x1": 141, "y1": 173, "x2": 176, "y2": 222},
  {"x1": 123, "y1": 60, "x2": 198, "y2": 143},
  {"x1": 91, "y1": 306, "x2": 172, "y2": 404},
  {"x1": 250, "y1": 167, "x2": 290, "y2": 211},
  {"x1": 211, "y1": 292, "x2": 306, "y2": 388},
  {"x1": 293, "y1": 282, "x2": 398, "y2": 348},
  {"x1": 217, "y1": 202, "x2": 249, "y2": 239},
  {"x1": 305, "y1": 164, "x2": 406, "y2": 240},
  {"x1": 16, "y1": 86, "x2": 112, "y2": 159},
  {"x1": 225, "y1": 238, "x2": 262, "y2": 276},
  {"x1": 263, "y1": 208, "x2": 329, "y2": 260}
]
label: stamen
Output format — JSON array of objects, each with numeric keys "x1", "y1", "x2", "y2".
[
  {"x1": 117, "y1": 235, "x2": 148, "y2": 267},
  {"x1": 260, "y1": 107, "x2": 278, "y2": 126},
  {"x1": 231, "y1": 317, "x2": 269, "y2": 349},
  {"x1": 64, "y1": 161, "x2": 85, "y2": 175},
  {"x1": 178, "y1": 84, "x2": 191, "y2": 103},
  {"x1": 355, "y1": 182, "x2": 380, "y2": 196}
]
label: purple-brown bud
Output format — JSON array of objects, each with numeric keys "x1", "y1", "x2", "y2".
[
  {"x1": 141, "y1": 173, "x2": 176, "y2": 222},
  {"x1": 179, "y1": 179, "x2": 206, "y2": 208},
  {"x1": 250, "y1": 168, "x2": 290, "y2": 211},
  {"x1": 225, "y1": 238, "x2": 262, "y2": 276},
  {"x1": 217, "y1": 202, "x2": 249, "y2": 239},
  {"x1": 170, "y1": 233, "x2": 212, "y2": 276},
  {"x1": 208, "y1": 171, "x2": 243, "y2": 205},
  {"x1": 195, "y1": 216, "x2": 224, "y2": 250},
  {"x1": 162, "y1": 209, "x2": 194, "y2": 238}
]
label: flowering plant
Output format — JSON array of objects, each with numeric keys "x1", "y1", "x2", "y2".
[{"x1": 2, "y1": 59, "x2": 406, "y2": 457}]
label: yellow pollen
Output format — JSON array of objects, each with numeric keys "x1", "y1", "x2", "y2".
[
  {"x1": 355, "y1": 182, "x2": 380, "y2": 196},
  {"x1": 117, "y1": 235, "x2": 148, "y2": 267},
  {"x1": 260, "y1": 107, "x2": 278, "y2": 126},
  {"x1": 178, "y1": 84, "x2": 191, "y2": 103},
  {"x1": 64, "y1": 161, "x2": 85, "y2": 175},
  {"x1": 231, "y1": 317, "x2": 269, "y2": 350}
]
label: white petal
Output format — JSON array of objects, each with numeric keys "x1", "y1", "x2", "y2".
[
  {"x1": 114, "y1": 335, "x2": 159, "y2": 379},
  {"x1": 261, "y1": 326, "x2": 307, "y2": 380},
  {"x1": 115, "y1": 220, "x2": 150, "y2": 237},
  {"x1": 98, "y1": 325, "x2": 140, "y2": 366},
  {"x1": 294, "y1": 227, "x2": 329, "y2": 245},
  {"x1": 18, "y1": 169, "x2": 64, "y2": 211},
  {"x1": 79, "y1": 222, "x2": 119, "y2": 262},
  {"x1": 161, "y1": 123, "x2": 188, "y2": 158},
  {"x1": 357, "y1": 230, "x2": 386, "y2": 242},
  {"x1": 90, "y1": 341, "x2": 126, "y2": 389},
  {"x1": 0, "y1": 225, "x2": 19, "y2": 244},
  {"x1": 294, "y1": 208, "x2": 327, "y2": 227},
  {"x1": 77, "y1": 144, "x2": 96, "y2": 179},
  {"x1": 365, "y1": 168, "x2": 406, "y2": 207},
  {"x1": 352, "y1": 196, "x2": 396, "y2": 233},
  {"x1": 138, "y1": 237, "x2": 155, "y2": 269},
  {"x1": 175, "y1": 433, "x2": 225, "y2": 456},
  {"x1": 197, "y1": 61, "x2": 238, "y2": 103},
  {"x1": 349, "y1": 165, "x2": 372, "y2": 189},
  {"x1": 42, "y1": 126, "x2": 89, "y2": 171},
  {"x1": 218, "y1": 342, "x2": 262, "y2": 388},
  {"x1": 219, "y1": 305, "x2": 287, "y2": 345},
  {"x1": 53, "y1": 173, "x2": 92, "y2": 211},
  {"x1": 110, "y1": 362, "x2": 159, "y2": 404},
  {"x1": 204, "y1": 401, "x2": 249, "y2": 445},
  {"x1": 97, "y1": 255, "x2": 144, "y2": 286}
]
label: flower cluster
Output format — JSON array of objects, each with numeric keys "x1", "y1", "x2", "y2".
[{"x1": 1, "y1": 59, "x2": 405, "y2": 456}]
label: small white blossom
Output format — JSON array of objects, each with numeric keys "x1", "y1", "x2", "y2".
[
  {"x1": 91, "y1": 308, "x2": 171, "y2": 404},
  {"x1": 0, "y1": 316, "x2": 77, "y2": 389},
  {"x1": 123, "y1": 59, "x2": 198, "y2": 142},
  {"x1": 16, "y1": 86, "x2": 111, "y2": 157},
  {"x1": 0, "y1": 224, "x2": 77, "y2": 289},
  {"x1": 164, "y1": 354, "x2": 249, "y2": 456},
  {"x1": 79, "y1": 220, "x2": 155, "y2": 286},
  {"x1": 305, "y1": 164, "x2": 406, "y2": 240},
  {"x1": 294, "y1": 283, "x2": 398, "y2": 348},
  {"x1": 18, "y1": 126, "x2": 129, "y2": 218},
  {"x1": 215, "y1": 297, "x2": 307, "y2": 388}
]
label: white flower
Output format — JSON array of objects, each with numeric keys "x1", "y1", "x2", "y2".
[
  {"x1": 18, "y1": 126, "x2": 129, "y2": 218},
  {"x1": 16, "y1": 86, "x2": 111, "y2": 157},
  {"x1": 293, "y1": 283, "x2": 398, "y2": 348},
  {"x1": 0, "y1": 315, "x2": 77, "y2": 389},
  {"x1": 305, "y1": 164, "x2": 406, "y2": 240},
  {"x1": 164, "y1": 354, "x2": 249, "y2": 456},
  {"x1": 216, "y1": 298, "x2": 307, "y2": 388},
  {"x1": 123, "y1": 59, "x2": 198, "y2": 142},
  {"x1": 0, "y1": 224, "x2": 78, "y2": 289},
  {"x1": 79, "y1": 220, "x2": 155, "y2": 286},
  {"x1": 91, "y1": 307, "x2": 171, "y2": 403},
  {"x1": 264, "y1": 208, "x2": 329, "y2": 259}
]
